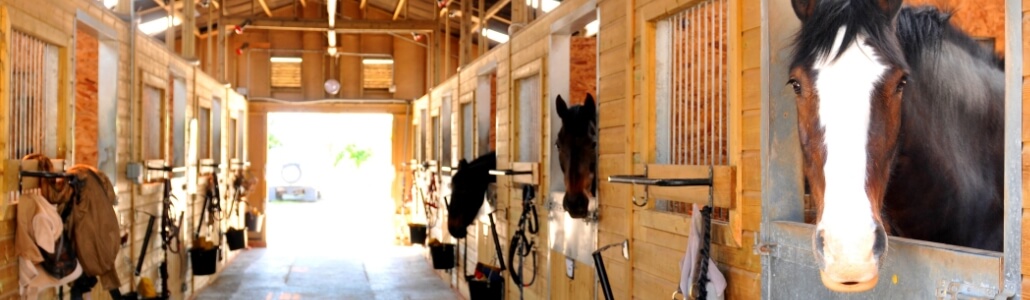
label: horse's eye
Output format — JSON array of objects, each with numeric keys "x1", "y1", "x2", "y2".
[
  {"x1": 896, "y1": 76, "x2": 908, "y2": 94},
  {"x1": 788, "y1": 79, "x2": 802, "y2": 95}
]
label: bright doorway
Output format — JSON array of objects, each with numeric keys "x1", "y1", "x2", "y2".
[{"x1": 264, "y1": 113, "x2": 396, "y2": 250}]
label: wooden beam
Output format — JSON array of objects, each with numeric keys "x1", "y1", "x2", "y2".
[
  {"x1": 393, "y1": 0, "x2": 408, "y2": 20},
  {"x1": 143, "y1": 0, "x2": 218, "y2": 16},
  {"x1": 470, "y1": 0, "x2": 508, "y2": 33},
  {"x1": 222, "y1": 18, "x2": 437, "y2": 33},
  {"x1": 256, "y1": 0, "x2": 273, "y2": 16}
]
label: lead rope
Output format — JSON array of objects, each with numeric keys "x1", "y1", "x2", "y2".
[{"x1": 694, "y1": 167, "x2": 715, "y2": 299}]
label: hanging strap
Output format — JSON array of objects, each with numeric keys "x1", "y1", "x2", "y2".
[{"x1": 487, "y1": 212, "x2": 506, "y2": 271}]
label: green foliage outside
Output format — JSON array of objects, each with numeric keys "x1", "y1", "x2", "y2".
[
  {"x1": 334, "y1": 144, "x2": 373, "y2": 168},
  {"x1": 268, "y1": 134, "x2": 283, "y2": 149}
]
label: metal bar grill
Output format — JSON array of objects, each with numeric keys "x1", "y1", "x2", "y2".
[
  {"x1": 663, "y1": 0, "x2": 727, "y2": 167},
  {"x1": 655, "y1": 0, "x2": 728, "y2": 218},
  {"x1": 9, "y1": 31, "x2": 57, "y2": 159}
]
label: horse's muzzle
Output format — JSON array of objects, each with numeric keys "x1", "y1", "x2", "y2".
[{"x1": 563, "y1": 193, "x2": 591, "y2": 219}]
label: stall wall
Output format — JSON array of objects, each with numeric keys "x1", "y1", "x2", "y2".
[
  {"x1": 0, "y1": 1, "x2": 249, "y2": 298},
  {"x1": 409, "y1": 0, "x2": 763, "y2": 298}
]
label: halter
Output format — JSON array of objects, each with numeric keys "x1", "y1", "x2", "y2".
[{"x1": 508, "y1": 185, "x2": 539, "y2": 299}]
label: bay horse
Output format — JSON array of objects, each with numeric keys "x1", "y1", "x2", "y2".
[
  {"x1": 555, "y1": 94, "x2": 598, "y2": 219},
  {"x1": 789, "y1": 0, "x2": 1003, "y2": 292},
  {"x1": 446, "y1": 152, "x2": 497, "y2": 239}
]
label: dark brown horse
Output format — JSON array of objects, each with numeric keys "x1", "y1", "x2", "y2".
[
  {"x1": 555, "y1": 94, "x2": 597, "y2": 219},
  {"x1": 446, "y1": 152, "x2": 496, "y2": 238},
  {"x1": 789, "y1": 0, "x2": 1003, "y2": 292}
]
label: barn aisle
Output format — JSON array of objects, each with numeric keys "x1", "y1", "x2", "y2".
[{"x1": 195, "y1": 183, "x2": 461, "y2": 299}]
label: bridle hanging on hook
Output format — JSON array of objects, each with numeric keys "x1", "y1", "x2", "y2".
[{"x1": 508, "y1": 185, "x2": 539, "y2": 299}]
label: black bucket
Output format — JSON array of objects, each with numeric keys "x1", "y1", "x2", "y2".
[
  {"x1": 190, "y1": 247, "x2": 218, "y2": 276},
  {"x1": 226, "y1": 228, "x2": 247, "y2": 250},
  {"x1": 408, "y1": 223, "x2": 427, "y2": 245},
  {"x1": 429, "y1": 243, "x2": 455, "y2": 269},
  {"x1": 246, "y1": 212, "x2": 265, "y2": 233},
  {"x1": 467, "y1": 276, "x2": 504, "y2": 300},
  {"x1": 467, "y1": 263, "x2": 504, "y2": 299}
]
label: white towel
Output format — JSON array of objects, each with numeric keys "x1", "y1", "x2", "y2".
[{"x1": 679, "y1": 204, "x2": 727, "y2": 300}]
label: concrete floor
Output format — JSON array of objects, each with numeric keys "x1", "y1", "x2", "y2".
[{"x1": 195, "y1": 172, "x2": 461, "y2": 300}]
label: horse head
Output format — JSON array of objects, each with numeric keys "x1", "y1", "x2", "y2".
[
  {"x1": 789, "y1": 0, "x2": 908, "y2": 291},
  {"x1": 447, "y1": 152, "x2": 497, "y2": 238},
  {"x1": 555, "y1": 94, "x2": 597, "y2": 219}
]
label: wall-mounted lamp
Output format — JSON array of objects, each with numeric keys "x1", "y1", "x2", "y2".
[
  {"x1": 412, "y1": 33, "x2": 425, "y2": 41},
  {"x1": 437, "y1": 0, "x2": 448, "y2": 8},
  {"x1": 235, "y1": 42, "x2": 250, "y2": 56},
  {"x1": 233, "y1": 19, "x2": 252, "y2": 35},
  {"x1": 199, "y1": 0, "x2": 211, "y2": 7}
]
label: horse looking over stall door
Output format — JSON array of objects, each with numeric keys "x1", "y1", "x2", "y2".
[
  {"x1": 554, "y1": 94, "x2": 598, "y2": 219},
  {"x1": 788, "y1": 0, "x2": 1004, "y2": 292}
]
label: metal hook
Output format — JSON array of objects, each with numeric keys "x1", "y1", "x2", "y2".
[
  {"x1": 671, "y1": 289, "x2": 686, "y2": 300},
  {"x1": 632, "y1": 165, "x2": 650, "y2": 207}
]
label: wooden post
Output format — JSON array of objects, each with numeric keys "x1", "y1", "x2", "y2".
[
  {"x1": 460, "y1": 0, "x2": 470, "y2": 66},
  {"x1": 207, "y1": 3, "x2": 214, "y2": 74},
  {"x1": 218, "y1": 2, "x2": 227, "y2": 82},
  {"x1": 183, "y1": 0, "x2": 196, "y2": 58},
  {"x1": 511, "y1": 0, "x2": 525, "y2": 27},
  {"x1": 444, "y1": 7, "x2": 450, "y2": 79},
  {"x1": 166, "y1": 0, "x2": 175, "y2": 50},
  {"x1": 478, "y1": 0, "x2": 485, "y2": 54}
]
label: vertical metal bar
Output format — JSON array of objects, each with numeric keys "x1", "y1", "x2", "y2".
[
  {"x1": 35, "y1": 43, "x2": 41, "y2": 156},
  {"x1": 701, "y1": 3, "x2": 707, "y2": 166},
  {"x1": 704, "y1": 1, "x2": 712, "y2": 165},
  {"x1": 11, "y1": 33, "x2": 17, "y2": 158},
  {"x1": 1001, "y1": 0, "x2": 1022, "y2": 296},
  {"x1": 25, "y1": 35, "x2": 32, "y2": 157},
  {"x1": 35, "y1": 41, "x2": 41, "y2": 155},
  {"x1": 672, "y1": 16, "x2": 679, "y2": 165},
  {"x1": 692, "y1": 7, "x2": 699, "y2": 165},
  {"x1": 676, "y1": 14, "x2": 683, "y2": 165},
  {"x1": 721, "y1": 0, "x2": 729, "y2": 164}
]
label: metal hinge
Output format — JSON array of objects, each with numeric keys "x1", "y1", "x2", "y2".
[{"x1": 754, "y1": 237, "x2": 775, "y2": 256}]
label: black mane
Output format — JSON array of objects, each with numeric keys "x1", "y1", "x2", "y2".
[
  {"x1": 895, "y1": 6, "x2": 1004, "y2": 70},
  {"x1": 790, "y1": 0, "x2": 906, "y2": 69}
]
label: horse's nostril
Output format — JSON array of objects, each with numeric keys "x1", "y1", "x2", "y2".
[
  {"x1": 814, "y1": 229, "x2": 826, "y2": 258},
  {"x1": 841, "y1": 281, "x2": 859, "y2": 286},
  {"x1": 872, "y1": 224, "x2": 888, "y2": 258}
]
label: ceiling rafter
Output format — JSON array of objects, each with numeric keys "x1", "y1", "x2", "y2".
[
  {"x1": 221, "y1": 17, "x2": 436, "y2": 33},
  {"x1": 470, "y1": 0, "x2": 508, "y2": 33}
]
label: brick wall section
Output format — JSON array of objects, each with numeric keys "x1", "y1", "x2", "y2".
[{"x1": 75, "y1": 28, "x2": 99, "y2": 167}]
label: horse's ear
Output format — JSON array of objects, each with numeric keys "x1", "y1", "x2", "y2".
[
  {"x1": 583, "y1": 94, "x2": 597, "y2": 116},
  {"x1": 459, "y1": 159, "x2": 469, "y2": 169},
  {"x1": 790, "y1": 0, "x2": 816, "y2": 21},
  {"x1": 876, "y1": 0, "x2": 902, "y2": 19},
  {"x1": 556, "y1": 95, "x2": 569, "y2": 118}
]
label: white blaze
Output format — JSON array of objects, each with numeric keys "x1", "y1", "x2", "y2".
[{"x1": 813, "y1": 27, "x2": 887, "y2": 254}]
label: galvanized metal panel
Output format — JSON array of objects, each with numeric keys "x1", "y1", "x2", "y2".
[
  {"x1": 767, "y1": 222, "x2": 1002, "y2": 299},
  {"x1": 547, "y1": 192, "x2": 598, "y2": 264},
  {"x1": 1001, "y1": 0, "x2": 1022, "y2": 297}
]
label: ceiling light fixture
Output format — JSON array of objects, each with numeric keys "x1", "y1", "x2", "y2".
[
  {"x1": 236, "y1": 42, "x2": 250, "y2": 56},
  {"x1": 233, "y1": 19, "x2": 252, "y2": 35}
]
